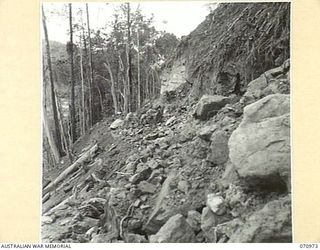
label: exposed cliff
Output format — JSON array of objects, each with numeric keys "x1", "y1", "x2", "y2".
[{"x1": 161, "y1": 3, "x2": 290, "y2": 97}]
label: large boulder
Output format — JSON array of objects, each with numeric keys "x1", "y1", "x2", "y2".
[
  {"x1": 193, "y1": 95, "x2": 229, "y2": 120},
  {"x1": 150, "y1": 214, "x2": 196, "y2": 243},
  {"x1": 228, "y1": 94, "x2": 290, "y2": 190},
  {"x1": 228, "y1": 195, "x2": 292, "y2": 242}
]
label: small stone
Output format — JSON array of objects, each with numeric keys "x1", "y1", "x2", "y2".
[
  {"x1": 145, "y1": 132, "x2": 159, "y2": 140},
  {"x1": 124, "y1": 233, "x2": 147, "y2": 243},
  {"x1": 197, "y1": 125, "x2": 217, "y2": 141},
  {"x1": 141, "y1": 204, "x2": 151, "y2": 209},
  {"x1": 137, "y1": 181, "x2": 157, "y2": 194},
  {"x1": 129, "y1": 167, "x2": 152, "y2": 184},
  {"x1": 165, "y1": 116, "x2": 177, "y2": 126},
  {"x1": 72, "y1": 217, "x2": 99, "y2": 234},
  {"x1": 124, "y1": 162, "x2": 137, "y2": 174},
  {"x1": 178, "y1": 180, "x2": 189, "y2": 194},
  {"x1": 42, "y1": 216, "x2": 54, "y2": 224},
  {"x1": 186, "y1": 210, "x2": 201, "y2": 232},
  {"x1": 110, "y1": 119, "x2": 124, "y2": 130},
  {"x1": 90, "y1": 232, "x2": 117, "y2": 243},
  {"x1": 133, "y1": 199, "x2": 142, "y2": 208},
  {"x1": 147, "y1": 159, "x2": 162, "y2": 170},
  {"x1": 206, "y1": 194, "x2": 226, "y2": 215},
  {"x1": 150, "y1": 176, "x2": 164, "y2": 186},
  {"x1": 140, "y1": 195, "x2": 148, "y2": 202}
]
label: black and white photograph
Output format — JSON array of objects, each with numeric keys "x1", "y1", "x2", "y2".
[{"x1": 41, "y1": 1, "x2": 291, "y2": 243}]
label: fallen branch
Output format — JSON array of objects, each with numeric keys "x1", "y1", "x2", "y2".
[
  {"x1": 119, "y1": 203, "x2": 135, "y2": 240},
  {"x1": 42, "y1": 143, "x2": 98, "y2": 196},
  {"x1": 42, "y1": 193, "x2": 50, "y2": 204},
  {"x1": 43, "y1": 195, "x2": 74, "y2": 215}
]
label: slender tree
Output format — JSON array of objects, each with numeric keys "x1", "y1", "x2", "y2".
[
  {"x1": 125, "y1": 2, "x2": 132, "y2": 114},
  {"x1": 42, "y1": 5, "x2": 63, "y2": 157},
  {"x1": 104, "y1": 60, "x2": 119, "y2": 114},
  {"x1": 68, "y1": 3, "x2": 76, "y2": 142},
  {"x1": 79, "y1": 33, "x2": 86, "y2": 135},
  {"x1": 137, "y1": 27, "x2": 141, "y2": 110},
  {"x1": 86, "y1": 3, "x2": 93, "y2": 126}
]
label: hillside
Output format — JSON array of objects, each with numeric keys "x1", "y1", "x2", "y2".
[{"x1": 42, "y1": 3, "x2": 291, "y2": 243}]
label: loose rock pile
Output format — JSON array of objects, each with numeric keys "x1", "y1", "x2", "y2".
[{"x1": 42, "y1": 60, "x2": 291, "y2": 243}]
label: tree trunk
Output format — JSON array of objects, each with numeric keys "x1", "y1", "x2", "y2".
[
  {"x1": 86, "y1": 3, "x2": 94, "y2": 126},
  {"x1": 125, "y1": 3, "x2": 132, "y2": 114},
  {"x1": 104, "y1": 61, "x2": 119, "y2": 114},
  {"x1": 145, "y1": 71, "x2": 150, "y2": 101},
  {"x1": 42, "y1": 143, "x2": 98, "y2": 196},
  {"x1": 79, "y1": 34, "x2": 86, "y2": 135},
  {"x1": 42, "y1": 108, "x2": 60, "y2": 164},
  {"x1": 42, "y1": 6, "x2": 63, "y2": 157},
  {"x1": 69, "y1": 3, "x2": 76, "y2": 143},
  {"x1": 137, "y1": 28, "x2": 141, "y2": 110},
  {"x1": 55, "y1": 91, "x2": 73, "y2": 163}
]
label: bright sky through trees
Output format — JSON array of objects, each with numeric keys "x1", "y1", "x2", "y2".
[{"x1": 42, "y1": 2, "x2": 215, "y2": 43}]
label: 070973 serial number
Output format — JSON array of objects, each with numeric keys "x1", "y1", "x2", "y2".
[{"x1": 300, "y1": 244, "x2": 319, "y2": 248}]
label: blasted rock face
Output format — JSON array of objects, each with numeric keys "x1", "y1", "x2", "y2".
[
  {"x1": 242, "y1": 59, "x2": 290, "y2": 105},
  {"x1": 228, "y1": 94, "x2": 290, "y2": 190},
  {"x1": 193, "y1": 95, "x2": 229, "y2": 120}
]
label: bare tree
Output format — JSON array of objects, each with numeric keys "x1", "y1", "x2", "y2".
[
  {"x1": 86, "y1": 3, "x2": 93, "y2": 126},
  {"x1": 68, "y1": 3, "x2": 76, "y2": 142},
  {"x1": 104, "y1": 60, "x2": 119, "y2": 114},
  {"x1": 137, "y1": 27, "x2": 141, "y2": 110},
  {"x1": 79, "y1": 32, "x2": 86, "y2": 135},
  {"x1": 124, "y1": 2, "x2": 132, "y2": 114},
  {"x1": 42, "y1": 5, "x2": 63, "y2": 157}
]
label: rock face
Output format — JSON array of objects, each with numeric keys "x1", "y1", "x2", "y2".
[
  {"x1": 193, "y1": 95, "x2": 229, "y2": 120},
  {"x1": 243, "y1": 59, "x2": 290, "y2": 105},
  {"x1": 161, "y1": 3, "x2": 290, "y2": 98},
  {"x1": 228, "y1": 94, "x2": 290, "y2": 190},
  {"x1": 150, "y1": 214, "x2": 196, "y2": 243},
  {"x1": 228, "y1": 196, "x2": 292, "y2": 242},
  {"x1": 161, "y1": 57, "x2": 187, "y2": 94}
]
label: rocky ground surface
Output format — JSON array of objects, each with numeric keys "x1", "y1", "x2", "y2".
[{"x1": 42, "y1": 59, "x2": 291, "y2": 243}]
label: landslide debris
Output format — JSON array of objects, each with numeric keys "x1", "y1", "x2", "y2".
[{"x1": 42, "y1": 3, "x2": 291, "y2": 243}]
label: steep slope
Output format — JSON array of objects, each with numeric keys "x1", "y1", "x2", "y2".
[
  {"x1": 161, "y1": 3, "x2": 290, "y2": 97},
  {"x1": 42, "y1": 3, "x2": 291, "y2": 243}
]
